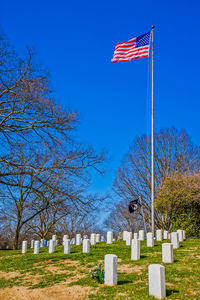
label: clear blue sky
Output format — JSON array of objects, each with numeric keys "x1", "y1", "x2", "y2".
[{"x1": 1, "y1": 0, "x2": 200, "y2": 196}]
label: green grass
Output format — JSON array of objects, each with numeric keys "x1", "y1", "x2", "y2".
[{"x1": 0, "y1": 239, "x2": 199, "y2": 299}]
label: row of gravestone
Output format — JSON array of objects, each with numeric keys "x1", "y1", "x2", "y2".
[
  {"x1": 21, "y1": 229, "x2": 185, "y2": 254},
  {"x1": 21, "y1": 229, "x2": 185, "y2": 298},
  {"x1": 105, "y1": 229, "x2": 186, "y2": 299},
  {"x1": 122, "y1": 229, "x2": 186, "y2": 249},
  {"x1": 21, "y1": 233, "x2": 107, "y2": 254}
]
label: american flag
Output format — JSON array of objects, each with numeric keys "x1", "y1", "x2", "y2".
[{"x1": 111, "y1": 32, "x2": 151, "y2": 63}]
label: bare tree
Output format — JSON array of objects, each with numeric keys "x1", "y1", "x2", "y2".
[
  {"x1": 0, "y1": 34, "x2": 105, "y2": 248},
  {"x1": 113, "y1": 128, "x2": 200, "y2": 230}
]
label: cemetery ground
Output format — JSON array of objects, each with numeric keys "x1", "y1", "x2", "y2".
[{"x1": 0, "y1": 239, "x2": 199, "y2": 299}]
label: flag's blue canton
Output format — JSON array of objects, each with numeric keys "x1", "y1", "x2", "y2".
[{"x1": 136, "y1": 32, "x2": 150, "y2": 48}]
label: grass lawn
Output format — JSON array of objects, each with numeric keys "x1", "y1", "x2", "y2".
[{"x1": 0, "y1": 239, "x2": 199, "y2": 299}]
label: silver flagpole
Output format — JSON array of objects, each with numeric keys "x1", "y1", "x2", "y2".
[{"x1": 151, "y1": 25, "x2": 155, "y2": 236}]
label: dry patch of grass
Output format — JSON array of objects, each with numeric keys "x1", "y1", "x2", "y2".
[
  {"x1": 0, "y1": 271, "x2": 21, "y2": 280},
  {"x1": 0, "y1": 284, "x2": 96, "y2": 300},
  {"x1": 118, "y1": 264, "x2": 145, "y2": 274}
]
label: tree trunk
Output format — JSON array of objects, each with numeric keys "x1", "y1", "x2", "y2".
[{"x1": 13, "y1": 224, "x2": 21, "y2": 250}]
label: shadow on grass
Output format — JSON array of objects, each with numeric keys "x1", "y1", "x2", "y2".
[
  {"x1": 140, "y1": 255, "x2": 147, "y2": 259},
  {"x1": 118, "y1": 280, "x2": 133, "y2": 285},
  {"x1": 166, "y1": 289, "x2": 179, "y2": 296}
]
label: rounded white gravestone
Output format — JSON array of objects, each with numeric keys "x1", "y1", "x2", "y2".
[
  {"x1": 22, "y1": 241, "x2": 27, "y2": 254},
  {"x1": 83, "y1": 239, "x2": 90, "y2": 253}
]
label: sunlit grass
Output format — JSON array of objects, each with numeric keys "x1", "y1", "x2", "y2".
[{"x1": 0, "y1": 239, "x2": 199, "y2": 299}]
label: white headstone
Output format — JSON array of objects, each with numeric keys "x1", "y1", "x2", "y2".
[
  {"x1": 177, "y1": 230, "x2": 183, "y2": 242},
  {"x1": 171, "y1": 232, "x2": 179, "y2": 249},
  {"x1": 156, "y1": 230, "x2": 163, "y2": 241},
  {"x1": 182, "y1": 230, "x2": 186, "y2": 240},
  {"x1": 162, "y1": 243, "x2": 173, "y2": 263},
  {"x1": 101, "y1": 236, "x2": 105, "y2": 242},
  {"x1": 52, "y1": 235, "x2": 57, "y2": 241},
  {"x1": 83, "y1": 235, "x2": 88, "y2": 239},
  {"x1": 22, "y1": 241, "x2": 27, "y2": 254},
  {"x1": 133, "y1": 232, "x2": 138, "y2": 239},
  {"x1": 168, "y1": 233, "x2": 171, "y2": 240},
  {"x1": 76, "y1": 233, "x2": 81, "y2": 245},
  {"x1": 126, "y1": 232, "x2": 132, "y2": 246},
  {"x1": 96, "y1": 233, "x2": 100, "y2": 243},
  {"x1": 104, "y1": 254, "x2": 117, "y2": 285},
  {"x1": 148, "y1": 264, "x2": 166, "y2": 299},
  {"x1": 49, "y1": 239, "x2": 55, "y2": 253},
  {"x1": 163, "y1": 231, "x2": 168, "y2": 239},
  {"x1": 123, "y1": 231, "x2": 128, "y2": 241},
  {"x1": 107, "y1": 231, "x2": 113, "y2": 244},
  {"x1": 34, "y1": 240, "x2": 39, "y2": 254},
  {"x1": 131, "y1": 239, "x2": 140, "y2": 260},
  {"x1": 139, "y1": 230, "x2": 145, "y2": 241},
  {"x1": 31, "y1": 240, "x2": 34, "y2": 248},
  {"x1": 64, "y1": 239, "x2": 70, "y2": 254},
  {"x1": 83, "y1": 239, "x2": 90, "y2": 253},
  {"x1": 63, "y1": 234, "x2": 69, "y2": 241},
  {"x1": 147, "y1": 232, "x2": 154, "y2": 247},
  {"x1": 90, "y1": 233, "x2": 96, "y2": 245}
]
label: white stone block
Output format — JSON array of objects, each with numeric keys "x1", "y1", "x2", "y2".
[
  {"x1": 163, "y1": 231, "x2": 168, "y2": 239},
  {"x1": 107, "y1": 231, "x2": 113, "y2": 244},
  {"x1": 182, "y1": 230, "x2": 186, "y2": 240},
  {"x1": 123, "y1": 231, "x2": 128, "y2": 241},
  {"x1": 101, "y1": 236, "x2": 105, "y2": 242},
  {"x1": 96, "y1": 233, "x2": 100, "y2": 243},
  {"x1": 148, "y1": 264, "x2": 166, "y2": 299},
  {"x1": 34, "y1": 240, "x2": 39, "y2": 254},
  {"x1": 90, "y1": 233, "x2": 96, "y2": 245},
  {"x1": 177, "y1": 230, "x2": 183, "y2": 242},
  {"x1": 22, "y1": 241, "x2": 27, "y2": 254},
  {"x1": 126, "y1": 232, "x2": 132, "y2": 246},
  {"x1": 76, "y1": 234, "x2": 81, "y2": 245},
  {"x1": 171, "y1": 232, "x2": 179, "y2": 249},
  {"x1": 64, "y1": 239, "x2": 70, "y2": 254},
  {"x1": 52, "y1": 235, "x2": 57, "y2": 241},
  {"x1": 49, "y1": 239, "x2": 55, "y2": 253},
  {"x1": 104, "y1": 254, "x2": 117, "y2": 285},
  {"x1": 162, "y1": 243, "x2": 173, "y2": 263},
  {"x1": 31, "y1": 240, "x2": 34, "y2": 248},
  {"x1": 133, "y1": 232, "x2": 138, "y2": 239},
  {"x1": 83, "y1": 239, "x2": 90, "y2": 253},
  {"x1": 156, "y1": 230, "x2": 163, "y2": 241},
  {"x1": 147, "y1": 232, "x2": 154, "y2": 247},
  {"x1": 139, "y1": 230, "x2": 145, "y2": 241},
  {"x1": 63, "y1": 234, "x2": 69, "y2": 241},
  {"x1": 168, "y1": 233, "x2": 171, "y2": 240},
  {"x1": 131, "y1": 239, "x2": 140, "y2": 260}
]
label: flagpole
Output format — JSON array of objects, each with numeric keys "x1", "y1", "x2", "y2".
[{"x1": 151, "y1": 25, "x2": 155, "y2": 236}]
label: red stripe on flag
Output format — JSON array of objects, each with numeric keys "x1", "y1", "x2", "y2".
[{"x1": 111, "y1": 54, "x2": 149, "y2": 63}]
